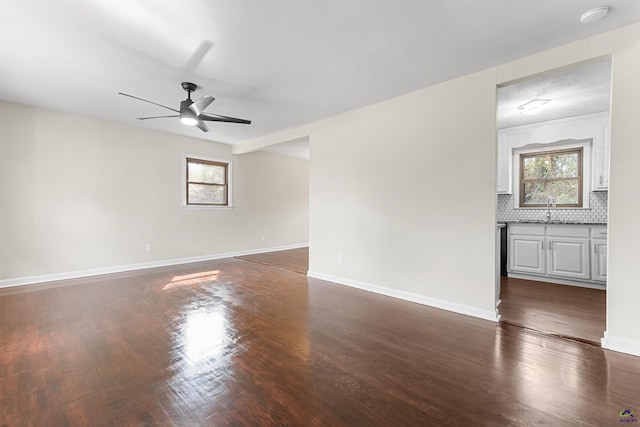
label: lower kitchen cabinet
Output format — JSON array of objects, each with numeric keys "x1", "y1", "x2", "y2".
[
  {"x1": 546, "y1": 237, "x2": 590, "y2": 280},
  {"x1": 509, "y1": 235, "x2": 545, "y2": 275},
  {"x1": 508, "y1": 223, "x2": 606, "y2": 287},
  {"x1": 591, "y1": 238, "x2": 607, "y2": 282}
]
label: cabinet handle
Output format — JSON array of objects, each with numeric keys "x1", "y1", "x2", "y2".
[
  {"x1": 594, "y1": 245, "x2": 597, "y2": 254},
  {"x1": 541, "y1": 241, "x2": 544, "y2": 250},
  {"x1": 600, "y1": 174, "x2": 603, "y2": 185}
]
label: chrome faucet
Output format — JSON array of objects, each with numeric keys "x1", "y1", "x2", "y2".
[{"x1": 546, "y1": 196, "x2": 556, "y2": 222}]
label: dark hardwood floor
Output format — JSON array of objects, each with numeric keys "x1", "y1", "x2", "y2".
[
  {"x1": 1, "y1": 255, "x2": 638, "y2": 426},
  {"x1": 499, "y1": 277, "x2": 606, "y2": 345},
  {"x1": 235, "y1": 247, "x2": 308, "y2": 274}
]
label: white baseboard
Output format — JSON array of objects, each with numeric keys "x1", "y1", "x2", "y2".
[
  {"x1": 507, "y1": 273, "x2": 606, "y2": 290},
  {"x1": 0, "y1": 243, "x2": 309, "y2": 289},
  {"x1": 601, "y1": 331, "x2": 640, "y2": 357},
  {"x1": 307, "y1": 271, "x2": 499, "y2": 323}
]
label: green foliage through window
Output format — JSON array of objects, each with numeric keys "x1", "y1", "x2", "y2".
[
  {"x1": 519, "y1": 148, "x2": 582, "y2": 207},
  {"x1": 186, "y1": 158, "x2": 229, "y2": 206}
]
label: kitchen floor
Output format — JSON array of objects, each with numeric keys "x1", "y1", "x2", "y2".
[{"x1": 499, "y1": 276, "x2": 606, "y2": 345}]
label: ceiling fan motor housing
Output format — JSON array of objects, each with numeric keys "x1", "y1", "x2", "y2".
[
  {"x1": 181, "y1": 82, "x2": 198, "y2": 94},
  {"x1": 180, "y1": 99, "x2": 197, "y2": 123}
]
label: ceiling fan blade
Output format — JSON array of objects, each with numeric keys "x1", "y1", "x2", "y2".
[
  {"x1": 196, "y1": 120, "x2": 209, "y2": 132},
  {"x1": 200, "y1": 112, "x2": 251, "y2": 124},
  {"x1": 137, "y1": 115, "x2": 179, "y2": 120},
  {"x1": 189, "y1": 95, "x2": 215, "y2": 116},
  {"x1": 118, "y1": 92, "x2": 179, "y2": 113},
  {"x1": 184, "y1": 39, "x2": 214, "y2": 71}
]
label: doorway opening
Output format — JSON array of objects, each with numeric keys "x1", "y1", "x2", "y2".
[{"x1": 495, "y1": 56, "x2": 612, "y2": 345}]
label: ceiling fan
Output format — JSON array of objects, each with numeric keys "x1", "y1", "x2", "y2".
[{"x1": 119, "y1": 82, "x2": 251, "y2": 133}]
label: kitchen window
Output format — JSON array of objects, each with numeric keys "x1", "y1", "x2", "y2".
[
  {"x1": 519, "y1": 147, "x2": 583, "y2": 208},
  {"x1": 185, "y1": 156, "x2": 231, "y2": 207}
]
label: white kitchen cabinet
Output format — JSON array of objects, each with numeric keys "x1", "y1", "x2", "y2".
[
  {"x1": 508, "y1": 224, "x2": 545, "y2": 275},
  {"x1": 497, "y1": 135, "x2": 511, "y2": 194},
  {"x1": 507, "y1": 223, "x2": 605, "y2": 287},
  {"x1": 546, "y1": 237, "x2": 590, "y2": 280},
  {"x1": 509, "y1": 235, "x2": 545, "y2": 274},
  {"x1": 591, "y1": 239, "x2": 608, "y2": 282},
  {"x1": 592, "y1": 124, "x2": 610, "y2": 191},
  {"x1": 545, "y1": 225, "x2": 591, "y2": 281}
]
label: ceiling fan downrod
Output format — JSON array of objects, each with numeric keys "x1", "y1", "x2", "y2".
[{"x1": 181, "y1": 82, "x2": 198, "y2": 100}]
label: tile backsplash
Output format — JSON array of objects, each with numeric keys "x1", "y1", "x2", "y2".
[{"x1": 497, "y1": 192, "x2": 608, "y2": 223}]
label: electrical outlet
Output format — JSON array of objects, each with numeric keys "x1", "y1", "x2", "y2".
[
  {"x1": 261, "y1": 235, "x2": 266, "y2": 241},
  {"x1": 337, "y1": 254, "x2": 343, "y2": 264},
  {"x1": 145, "y1": 244, "x2": 152, "y2": 253}
]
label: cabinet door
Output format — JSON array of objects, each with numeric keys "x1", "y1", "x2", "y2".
[
  {"x1": 497, "y1": 136, "x2": 511, "y2": 194},
  {"x1": 509, "y1": 235, "x2": 545, "y2": 275},
  {"x1": 591, "y1": 239, "x2": 607, "y2": 282},
  {"x1": 547, "y1": 238, "x2": 590, "y2": 280},
  {"x1": 592, "y1": 124, "x2": 610, "y2": 191}
]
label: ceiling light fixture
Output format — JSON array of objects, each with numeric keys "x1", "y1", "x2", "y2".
[
  {"x1": 180, "y1": 105, "x2": 198, "y2": 126},
  {"x1": 180, "y1": 115, "x2": 198, "y2": 126},
  {"x1": 580, "y1": 6, "x2": 609, "y2": 24},
  {"x1": 517, "y1": 99, "x2": 550, "y2": 115}
]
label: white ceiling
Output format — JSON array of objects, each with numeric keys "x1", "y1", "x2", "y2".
[
  {"x1": 497, "y1": 57, "x2": 612, "y2": 129},
  {"x1": 1, "y1": 1, "x2": 639, "y2": 156}
]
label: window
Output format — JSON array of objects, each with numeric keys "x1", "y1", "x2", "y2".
[
  {"x1": 519, "y1": 147, "x2": 583, "y2": 207},
  {"x1": 185, "y1": 157, "x2": 230, "y2": 206}
]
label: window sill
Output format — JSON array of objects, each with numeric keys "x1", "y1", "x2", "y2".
[{"x1": 181, "y1": 205, "x2": 234, "y2": 210}]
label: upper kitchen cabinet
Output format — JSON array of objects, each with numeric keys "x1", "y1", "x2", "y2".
[
  {"x1": 496, "y1": 134, "x2": 511, "y2": 194},
  {"x1": 497, "y1": 112, "x2": 611, "y2": 194},
  {"x1": 591, "y1": 124, "x2": 610, "y2": 191}
]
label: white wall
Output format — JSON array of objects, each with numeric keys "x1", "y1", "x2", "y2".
[
  {"x1": 0, "y1": 101, "x2": 309, "y2": 283},
  {"x1": 236, "y1": 23, "x2": 640, "y2": 356},
  {"x1": 308, "y1": 71, "x2": 499, "y2": 319},
  {"x1": 606, "y1": 26, "x2": 640, "y2": 354}
]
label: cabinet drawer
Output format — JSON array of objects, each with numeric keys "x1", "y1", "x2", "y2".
[
  {"x1": 546, "y1": 225, "x2": 589, "y2": 238},
  {"x1": 591, "y1": 226, "x2": 607, "y2": 238},
  {"x1": 509, "y1": 224, "x2": 545, "y2": 236}
]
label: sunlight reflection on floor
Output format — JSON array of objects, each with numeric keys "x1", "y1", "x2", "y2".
[{"x1": 163, "y1": 270, "x2": 220, "y2": 291}]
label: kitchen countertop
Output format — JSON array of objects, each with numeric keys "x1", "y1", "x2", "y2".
[{"x1": 498, "y1": 220, "x2": 607, "y2": 226}]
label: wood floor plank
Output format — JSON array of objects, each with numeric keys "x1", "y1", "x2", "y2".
[
  {"x1": 0, "y1": 257, "x2": 638, "y2": 425},
  {"x1": 499, "y1": 277, "x2": 606, "y2": 345},
  {"x1": 235, "y1": 247, "x2": 309, "y2": 274}
]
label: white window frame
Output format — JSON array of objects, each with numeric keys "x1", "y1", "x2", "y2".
[
  {"x1": 181, "y1": 154, "x2": 234, "y2": 209},
  {"x1": 512, "y1": 139, "x2": 591, "y2": 209}
]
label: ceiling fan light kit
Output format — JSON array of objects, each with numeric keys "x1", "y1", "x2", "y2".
[
  {"x1": 179, "y1": 115, "x2": 198, "y2": 126},
  {"x1": 119, "y1": 82, "x2": 251, "y2": 133},
  {"x1": 179, "y1": 102, "x2": 198, "y2": 126}
]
